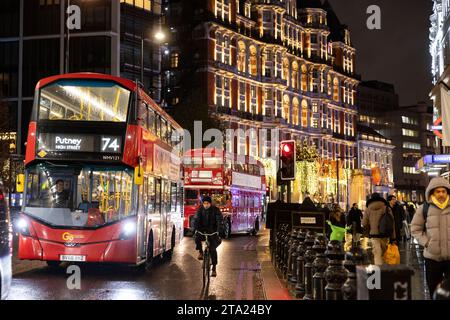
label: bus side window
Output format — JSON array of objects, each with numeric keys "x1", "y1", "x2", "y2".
[
  {"x1": 139, "y1": 102, "x2": 148, "y2": 129},
  {"x1": 148, "y1": 108, "x2": 155, "y2": 134},
  {"x1": 148, "y1": 176, "x2": 155, "y2": 214},
  {"x1": 156, "y1": 116, "x2": 161, "y2": 138},
  {"x1": 170, "y1": 182, "x2": 177, "y2": 212},
  {"x1": 155, "y1": 178, "x2": 161, "y2": 213}
]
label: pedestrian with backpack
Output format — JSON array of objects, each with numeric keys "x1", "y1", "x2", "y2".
[
  {"x1": 411, "y1": 177, "x2": 450, "y2": 296},
  {"x1": 362, "y1": 193, "x2": 396, "y2": 265}
]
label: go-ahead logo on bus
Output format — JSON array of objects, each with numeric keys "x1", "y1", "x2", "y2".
[{"x1": 62, "y1": 232, "x2": 85, "y2": 242}]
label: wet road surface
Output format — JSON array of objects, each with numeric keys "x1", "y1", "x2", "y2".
[{"x1": 9, "y1": 231, "x2": 270, "y2": 300}]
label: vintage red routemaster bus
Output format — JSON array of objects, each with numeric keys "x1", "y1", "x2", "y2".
[
  {"x1": 16, "y1": 73, "x2": 184, "y2": 269},
  {"x1": 183, "y1": 148, "x2": 266, "y2": 238}
]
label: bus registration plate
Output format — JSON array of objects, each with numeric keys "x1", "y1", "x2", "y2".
[{"x1": 60, "y1": 255, "x2": 86, "y2": 262}]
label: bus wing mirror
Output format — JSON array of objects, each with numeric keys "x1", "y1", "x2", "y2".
[
  {"x1": 16, "y1": 174, "x2": 25, "y2": 193},
  {"x1": 134, "y1": 167, "x2": 144, "y2": 185}
]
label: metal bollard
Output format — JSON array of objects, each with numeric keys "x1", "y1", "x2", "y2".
[
  {"x1": 303, "y1": 231, "x2": 318, "y2": 300},
  {"x1": 289, "y1": 229, "x2": 306, "y2": 284},
  {"x1": 286, "y1": 230, "x2": 300, "y2": 281},
  {"x1": 294, "y1": 231, "x2": 308, "y2": 298},
  {"x1": 282, "y1": 230, "x2": 294, "y2": 277},
  {"x1": 275, "y1": 225, "x2": 287, "y2": 270},
  {"x1": 312, "y1": 235, "x2": 328, "y2": 300},
  {"x1": 324, "y1": 240, "x2": 347, "y2": 300}
]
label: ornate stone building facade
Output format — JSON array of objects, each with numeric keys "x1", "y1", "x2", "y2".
[{"x1": 166, "y1": 0, "x2": 360, "y2": 204}]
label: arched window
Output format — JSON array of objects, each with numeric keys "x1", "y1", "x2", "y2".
[
  {"x1": 301, "y1": 65, "x2": 308, "y2": 91},
  {"x1": 333, "y1": 77, "x2": 340, "y2": 102},
  {"x1": 283, "y1": 95, "x2": 290, "y2": 123},
  {"x1": 283, "y1": 58, "x2": 290, "y2": 85},
  {"x1": 301, "y1": 99, "x2": 308, "y2": 127},
  {"x1": 292, "y1": 61, "x2": 299, "y2": 89},
  {"x1": 249, "y1": 45, "x2": 258, "y2": 76},
  {"x1": 292, "y1": 98, "x2": 300, "y2": 126},
  {"x1": 237, "y1": 41, "x2": 246, "y2": 72},
  {"x1": 327, "y1": 74, "x2": 332, "y2": 96}
]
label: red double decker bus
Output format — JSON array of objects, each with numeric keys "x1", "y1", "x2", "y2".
[
  {"x1": 183, "y1": 148, "x2": 266, "y2": 238},
  {"x1": 16, "y1": 73, "x2": 183, "y2": 269}
]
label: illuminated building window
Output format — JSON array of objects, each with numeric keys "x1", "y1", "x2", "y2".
[
  {"x1": 120, "y1": 0, "x2": 152, "y2": 11},
  {"x1": 237, "y1": 41, "x2": 246, "y2": 72},
  {"x1": 403, "y1": 167, "x2": 419, "y2": 174},
  {"x1": 283, "y1": 95, "x2": 290, "y2": 123},
  {"x1": 334, "y1": 110, "x2": 340, "y2": 133},
  {"x1": 327, "y1": 74, "x2": 332, "y2": 95},
  {"x1": 301, "y1": 65, "x2": 308, "y2": 91},
  {"x1": 333, "y1": 77, "x2": 340, "y2": 102},
  {"x1": 291, "y1": 61, "x2": 299, "y2": 89},
  {"x1": 239, "y1": 81, "x2": 246, "y2": 111},
  {"x1": 301, "y1": 99, "x2": 308, "y2": 127},
  {"x1": 249, "y1": 45, "x2": 258, "y2": 76},
  {"x1": 282, "y1": 58, "x2": 290, "y2": 84},
  {"x1": 216, "y1": 0, "x2": 230, "y2": 22},
  {"x1": 170, "y1": 52, "x2": 179, "y2": 68},
  {"x1": 215, "y1": 33, "x2": 230, "y2": 64},
  {"x1": 292, "y1": 98, "x2": 299, "y2": 126},
  {"x1": 402, "y1": 116, "x2": 418, "y2": 125},
  {"x1": 250, "y1": 85, "x2": 257, "y2": 113},
  {"x1": 402, "y1": 129, "x2": 419, "y2": 137},
  {"x1": 215, "y1": 76, "x2": 231, "y2": 108},
  {"x1": 403, "y1": 142, "x2": 421, "y2": 150},
  {"x1": 264, "y1": 88, "x2": 273, "y2": 116}
]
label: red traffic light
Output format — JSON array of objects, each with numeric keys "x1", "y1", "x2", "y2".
[{"x1": 282, "y1": 143, "x2": 291, "y2": 154}]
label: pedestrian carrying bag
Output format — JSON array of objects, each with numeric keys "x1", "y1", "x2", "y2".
[
  {"x1": 379, "y1": 207, "x2": 394, "y2": 237},
  {"x1": 383, "y1": 243, "x2": 400, "y2": 265},
  {"x1": 327, "y1": 221, "x2": 348, "y2": 242}
]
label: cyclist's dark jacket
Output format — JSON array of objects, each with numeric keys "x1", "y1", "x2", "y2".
[{"x1": 193, "y1": 205, "x2": 224, "y2": 234}]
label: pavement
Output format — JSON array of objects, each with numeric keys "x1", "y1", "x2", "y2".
[
  {"x1": 8, "y1": 224, "x2": 429, "y2": 300},
  {"x1": 8, "y1": 226, "x2": 290, "y2": 300}
]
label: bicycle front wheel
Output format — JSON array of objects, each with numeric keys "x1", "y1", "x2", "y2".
[{"x1": 203, "y1": 249, "x2": 211, "y2": 286}]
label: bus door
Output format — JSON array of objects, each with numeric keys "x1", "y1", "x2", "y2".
[
  {"x1": 137, "y1": 177, "x2": 147, "y2": 258},
  {"x1": 160, "y1": 179, "x2": 170, "y2": 251},
  {"x1": 155, "y1": 178, "x2": 162, "y2": 254}
]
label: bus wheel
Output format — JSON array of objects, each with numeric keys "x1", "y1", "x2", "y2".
[
  {"x1": 145, "y1": 233, "x2": 154, "y2": 271},
  {"x1": 222, "y1": 218, "x2": 231, "y2": 239},
  {"x1": 46, "y1": 261, "x2": 61, "y2": 268},
  {"x1": 251, "y1": 219, "x2": 260, "y2": 236}
]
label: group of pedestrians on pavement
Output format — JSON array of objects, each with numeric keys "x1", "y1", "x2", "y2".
[{"x1": 329, "y1": 177, "x2": 450, "y2": 296}]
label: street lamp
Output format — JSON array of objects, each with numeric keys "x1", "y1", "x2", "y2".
[{"x1": 141, "y1": 29, "x2": 167, "y2": 94}]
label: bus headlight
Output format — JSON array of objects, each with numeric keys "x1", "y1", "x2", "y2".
[
  {"x1": 16, "y1": 218, "x2": 31, "y2": 237},
  {"x1": 120, "y1": 221, "x2": 135, "y2": 240}
]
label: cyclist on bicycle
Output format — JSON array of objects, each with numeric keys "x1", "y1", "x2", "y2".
[{"x1": 192, "y1": 195, "x2": 223, "y2": 277}]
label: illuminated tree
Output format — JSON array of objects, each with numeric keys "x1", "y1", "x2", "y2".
[{"x1": 294, "y1": 140, "x2": 320, "y2": 198}]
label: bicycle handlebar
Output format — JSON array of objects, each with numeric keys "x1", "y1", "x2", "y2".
[{"x1": 195, "y1": 231, "x2": 219, "y2": 237}]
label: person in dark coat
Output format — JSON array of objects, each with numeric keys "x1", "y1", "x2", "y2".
[
  {"x1": 387, "y1": 195, "x2": 405, "y2": 243},
  {"x1": 192, "y1": 195, "x2": 223, "y2": 277},
  {"x1": 346, "y1": 203, "x2": 363, "y2": 234}
]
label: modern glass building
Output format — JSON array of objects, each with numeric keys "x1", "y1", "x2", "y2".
[{"x1": 0, "y1": 0, "x2": 168, "y2": 153}]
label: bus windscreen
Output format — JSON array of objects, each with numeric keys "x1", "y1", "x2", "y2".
[
  {"x1": 39, "y1": 79, "x2": 131, "y2": 122},
  {"x1": 24, "y1": 164, "x2": 135, "y2": 228}
]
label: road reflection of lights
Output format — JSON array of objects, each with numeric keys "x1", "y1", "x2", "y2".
[{"x1": 110, "y1": 289, "x2": 145, "y2": 300}]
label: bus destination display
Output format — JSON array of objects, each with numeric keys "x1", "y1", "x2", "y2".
[{"x1": 38, "y1": 133, "x2": 122, "y2": 154}]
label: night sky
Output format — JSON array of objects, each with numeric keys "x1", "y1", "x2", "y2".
[{"x1": 328, "y1": 0, "x2": 433, "y2": 106}]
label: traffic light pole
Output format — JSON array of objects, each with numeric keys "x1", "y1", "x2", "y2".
[{"x1": 287, "y1": 182, "x2": 291, "y2": 203}]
